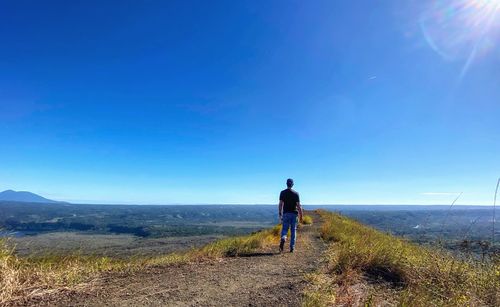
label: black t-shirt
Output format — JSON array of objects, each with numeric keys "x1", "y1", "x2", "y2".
[{"x1": 280, "y1": 189, "x2": 300, "y2": 213}]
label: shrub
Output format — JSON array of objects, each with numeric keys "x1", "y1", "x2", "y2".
[{"x1": 302, "y1": 215, "x2": 313, "y2": 225}]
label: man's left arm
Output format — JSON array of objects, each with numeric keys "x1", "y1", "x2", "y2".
[{"x1": 297, "y1": 202, "x2": 303, "y2": 223}]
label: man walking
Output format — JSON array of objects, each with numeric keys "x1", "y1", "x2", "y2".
[{"x1": 279, "y1": 178, "x2": 303, "y2": 253}]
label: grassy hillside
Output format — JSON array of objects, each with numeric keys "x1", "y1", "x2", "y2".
[
  {"x1": 3, "y1": 211, "x2": 497, "y2": 306},
  {"x1": 0, "y1": 225, "x2": 282, "y2": 304},
  {"x1": 305, "y1": 210, "x2": 499, "y2": 306}
]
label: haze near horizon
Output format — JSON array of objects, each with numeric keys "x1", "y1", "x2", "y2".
[{"x1": 1, "y1": 0, "x2": 499, "y2": 205}]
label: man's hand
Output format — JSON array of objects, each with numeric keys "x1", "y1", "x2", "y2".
[{"x1": 297, "y1": 202, "x2": 303, "y2": 224}]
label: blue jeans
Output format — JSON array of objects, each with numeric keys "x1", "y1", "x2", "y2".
[{"x1": 281, "y1": 212, "x2": 298, "y2": 249}]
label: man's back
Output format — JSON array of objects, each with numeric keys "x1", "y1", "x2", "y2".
[
  {"x1": 278, "y1": 179, "x2": 302, "y2": 253},
  {"x1": 280, "y1": 189, "x2": 300, "y2": 213}
]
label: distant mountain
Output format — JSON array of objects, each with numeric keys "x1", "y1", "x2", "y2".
[{"x1": 0, "y1": 190, "x2": 64, "y2": 204}]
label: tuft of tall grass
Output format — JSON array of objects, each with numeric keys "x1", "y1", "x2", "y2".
[
  {"x1": 0, "y1": 237, "x2": 134, "y2": 304},
  {"x1": 302, "y1": 215, "x2": 313, "y2": 225},
  {"x1": 196, "y1": 225, "x2": 280, "y2": 258},
  {"x1": 1, "y1": 238, "x2": 18, "y2": 304},
  {"x1": 309, "y1": 210, "x2": 499, "y2": 306}
]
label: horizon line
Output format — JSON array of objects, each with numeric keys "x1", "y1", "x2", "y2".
[{"x1": 4, "y1": 201, "x2": 494, "y2": 207}]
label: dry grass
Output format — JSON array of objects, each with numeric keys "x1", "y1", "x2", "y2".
[
  {"x1": 303, "y1": 272, "x2": 336, "y2": 307},
  {"x1": 0, "y1": 237, "x2": 132, "y2": 304},
  {"x1": 195, "y1": 225, "x2": 280, "y2": 258},
  {"x1": 302, "y1": 215, "x2": 313, "y2": 225},
  {"x1": 303, "y1": 210, "x2": 500, "y2": 306},
  {"x1": 0, "y1": 225, "x2": 281, "y2": 304}
]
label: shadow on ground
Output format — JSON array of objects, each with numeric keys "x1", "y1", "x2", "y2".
[{"x1": 237, "y1": 252, "x2": 277, "y2": 257}]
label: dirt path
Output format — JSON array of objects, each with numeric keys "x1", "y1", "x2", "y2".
[{"x1": 24, "y1": 212, "x2": 326, "y2": 306}]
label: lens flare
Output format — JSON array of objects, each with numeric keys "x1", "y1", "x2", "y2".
[{"x1": 420, "y1": 0, "x2": 500, "y2": 79}]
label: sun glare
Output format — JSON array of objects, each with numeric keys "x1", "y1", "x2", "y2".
[
  {"x1": 420, "y1": 0, "x2": 500, "y2": 80},
  {"x1": 466, "y1": 0, "x2": 500, "y2": 28}
]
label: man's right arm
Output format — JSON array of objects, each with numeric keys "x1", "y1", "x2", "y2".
[
  {"x1": 296, "y1": 193, "x2": 303, "y2": 222},
  {"x1": 279, "y1": 191, "x2": 284, "y2": 219}
]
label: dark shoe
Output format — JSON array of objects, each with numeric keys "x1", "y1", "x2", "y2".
[
  {"x1": 279, "y1": 239, "x2": 285, "y2": 253},
  {"x1": 290, "y1": 248, "x2": 294, "y2": 253}
]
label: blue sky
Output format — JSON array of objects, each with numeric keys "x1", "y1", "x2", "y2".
[{"x1": 1, "y1": 0, "x2": 499, "y2": 205}]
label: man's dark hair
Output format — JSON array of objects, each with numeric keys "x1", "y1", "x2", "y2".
[{"x1": 286, "y1": 178, "x2": 294, "y2": 188}]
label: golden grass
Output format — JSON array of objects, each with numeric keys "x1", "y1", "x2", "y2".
[
  {"x1": 195, "y1": 225, "x2": 280, "y2": 258},
  {"x1": 301, "y1": 215, "x2": 313, "y2": 225},
  {"x1": 0, "y1": 225, "x2": 281, "y2": 304},
  {"x1": 303, "y1": 272, "x2": 336, "y2": 307},
  {"x1": 0, "y1": 237, "x2": 133, "y2": 304},
  {"x1": 304, "y1": 210, "x2": 500, "y2": 306}
]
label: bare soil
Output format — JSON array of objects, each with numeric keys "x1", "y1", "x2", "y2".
[{"x1": 16, "y1": 212, "x2": 326, "y2": 306}]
